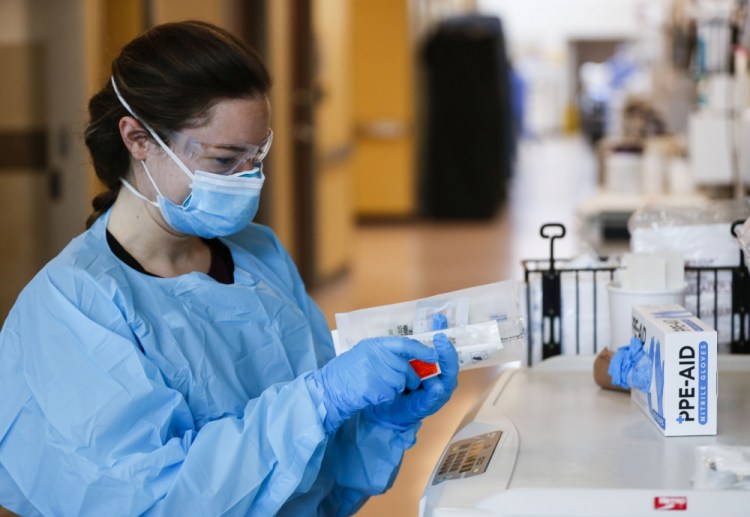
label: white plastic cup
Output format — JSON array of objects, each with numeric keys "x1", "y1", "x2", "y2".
[
  {"x1": 605, "y1": 152, "x2": 641, "y2": 195},
  {"x1": 606, "y1": 282, "x2": 686, "y2": 349}
]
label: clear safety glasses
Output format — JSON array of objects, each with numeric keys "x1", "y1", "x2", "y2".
[{"x1": 169, "y1": 129, "x2": 274, "y2": 175}]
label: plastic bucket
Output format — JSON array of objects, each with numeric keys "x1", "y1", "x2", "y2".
[{"x1": 607, "y1": 282, "x2": 686, "y2": 349}]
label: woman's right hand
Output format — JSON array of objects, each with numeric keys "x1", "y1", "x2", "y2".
[{"x1": 307, "y1": 337, "x2": 438, "y2": 433}]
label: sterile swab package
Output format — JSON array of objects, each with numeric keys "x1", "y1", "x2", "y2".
[{"x1": 333, "y1": 280, "x2": 525, "y2": 372}]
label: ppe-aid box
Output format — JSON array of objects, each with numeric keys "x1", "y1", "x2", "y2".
[{"x1": 630, "y1": 304, "x2": 717, "y2": 436}]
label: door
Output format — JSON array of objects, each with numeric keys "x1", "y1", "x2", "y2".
[
  {"x1": 352, "y1": 0, "x2": 416, "y2": 218},
  {"x1": 312, "y1": 0, "x2": 354, "y2": 282},
  {"x1": 0, "y1": 0, "x2": 106, "y2": 321}
]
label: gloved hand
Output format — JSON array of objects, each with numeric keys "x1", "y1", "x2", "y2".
[
  {"x1": 608, "y1": 336, "x2": 652, "y2": 392},
  {"x1": 365, "y1": 313, "x2": 459, "y2": 430},
  {"x1": 308, "y1": 336, "x2": 439, "y2": 433}
]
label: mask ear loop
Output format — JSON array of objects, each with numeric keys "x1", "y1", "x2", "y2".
[
  {"x1": 110, "y1": 76, "x2": 194, "y2": 182},
  {"x1": 119, "y1": 176, "x2": 158, "y2": 208},
  {"x1": 119, "y1": 159, "x2": 166, "y2": 207}
]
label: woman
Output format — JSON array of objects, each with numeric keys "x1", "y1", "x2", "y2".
[{"x1": 0, "y1": 21, "x2": 458, "y2": 516}]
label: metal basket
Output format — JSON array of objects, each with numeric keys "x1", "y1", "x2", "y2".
[{"x1": 522, "y1": 222, "x2": 750, "y2": 366}]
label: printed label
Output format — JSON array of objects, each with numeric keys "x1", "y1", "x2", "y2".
[
  {"x1": 676, "y1": 344, "x2": 696, "y2": 424},
  {"x1": 698, "y1": 341, "x2": 709, "y2": 425},
  {"x1": 654, "y1": 496, "x2": 687, "y2": 511}
]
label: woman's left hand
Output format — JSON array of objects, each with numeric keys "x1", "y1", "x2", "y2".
[{"x1": 365, "y1": 332, "x2": 459, "y2": 430}]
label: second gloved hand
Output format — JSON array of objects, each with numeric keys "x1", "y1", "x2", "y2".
[
  {"x1": 308, "y1": 337, "x2": 439, "y2": 433},
  {"x1": 365, "y1": 331, "x2": 459, "y2": 431}
]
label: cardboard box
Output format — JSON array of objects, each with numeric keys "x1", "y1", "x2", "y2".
[{"x1": 630, "y1": 304, "x2": 717, "y2": 436}]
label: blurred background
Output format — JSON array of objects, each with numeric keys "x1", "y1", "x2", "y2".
[{"x1": 1, "y1": 0, "x2": 749, "y2": 515}]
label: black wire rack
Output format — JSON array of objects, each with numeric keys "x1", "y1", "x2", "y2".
[{"x1": 522, "y1": 222, "x2": 750, "y2": 366}]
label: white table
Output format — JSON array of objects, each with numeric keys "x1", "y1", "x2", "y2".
[{"x1": 420, "y1": 355, "x2": 750, "y2": 516}]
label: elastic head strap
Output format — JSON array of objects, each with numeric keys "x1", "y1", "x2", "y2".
[{"x1": 110, "y1": 76, "x2": 194, "y2": 180}]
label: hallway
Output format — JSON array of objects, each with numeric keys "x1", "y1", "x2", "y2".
[{"x1": 310, "y1": 135, "x2": 599, "y2": 515}]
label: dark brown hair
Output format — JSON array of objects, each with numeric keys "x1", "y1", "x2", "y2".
[{"x1": 84, "y1": 20, "x2": 271, "y2": 228}]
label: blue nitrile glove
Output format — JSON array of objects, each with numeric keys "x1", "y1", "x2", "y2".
[
  {"x1": 608, "y1": 336, "x2": 652, "y2": 392},
  {"x1": 308, "y1": 336, "x2": 438, "y2": 433},
  {"x1": 432, "y1": 312, "x2": 448, "y2": 331},
  {"x1": 365, "y1": 313, "x2": 459, "y2": 430}
]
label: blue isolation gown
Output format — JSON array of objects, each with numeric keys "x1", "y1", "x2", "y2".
[{"x1": 0, "y1": 210, "x2": 419, "y2": 516}]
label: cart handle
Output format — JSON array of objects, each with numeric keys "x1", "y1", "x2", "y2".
[
  {"x1": 731, "y1": 219, "x2": 744, "y2": 237},
  {"x1": 540, "y1": 223, "x2": 566, "y2": 271},
  {"x1": 732, "y1": 219, "x2": 747, "y2": 268}
]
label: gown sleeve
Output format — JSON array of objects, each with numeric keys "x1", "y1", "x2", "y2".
[
  {"x1": 0, "y1": 266, "x2": 332, "y2": 517},
  {"x1": 0, "y1": 225, "x2": 422, "y2": 517},
  {"x1": 259, "y1": 227, "x2": 422, "y2": 516}
]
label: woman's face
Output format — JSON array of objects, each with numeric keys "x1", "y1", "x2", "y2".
[{"x1": 144, "y1": 96, "x2": 272, "y2": 205}]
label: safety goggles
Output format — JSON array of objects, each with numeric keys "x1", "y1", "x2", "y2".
[{"x1": 169, "y1": 129, "x2": 273, "y2": 175}]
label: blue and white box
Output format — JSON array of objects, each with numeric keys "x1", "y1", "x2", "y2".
[{"x1": 631, "y1": 304, "x2": 717, "y2": 436}]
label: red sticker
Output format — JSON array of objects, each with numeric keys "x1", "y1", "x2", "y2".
[
  {"x1": 409, "y1": 359, "x2": 440, "y2": 380},
  {"x1": 654, "y1": 496, "x2": 687, "y2": 511}
]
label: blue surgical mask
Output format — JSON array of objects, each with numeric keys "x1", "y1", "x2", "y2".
[
  {"x1": 121, "y1": 161, "x2": 264, "y2": 238},
  {"x1": 112, "y1": 77, "x2": 265, "y2": 238}
]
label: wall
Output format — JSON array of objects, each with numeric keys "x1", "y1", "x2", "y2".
[
  {"x1": 313, "y1": 0, "x2": 354, "y2": 279},
  {"x1": 0, "y1": 0, "x2": 112, "y2": 319},
  {"x1": 352, "y1": 0, "x2": 416, "y2": 217},
  {"x1": 0, "y1": 0, "x2": 48, "y2": 320},
  {"x1": 42, "y1": 0, "x2": 101, "y2": 255},
  {"x1": 149, "y1": 0, "x2": 235, "y2": 27},
  {"x1": 266, "y1": 1, "x2": 296, "y2": 255}
]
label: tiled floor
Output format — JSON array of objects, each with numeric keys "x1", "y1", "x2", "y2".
[{"x1": 310, "y1": 135, "x2": 598, "y2": 515}]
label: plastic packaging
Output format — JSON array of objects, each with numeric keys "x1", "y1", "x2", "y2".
[
  {"x1": 334, "y1": 280, "x2": 524, "y2": 371},
  {"x1": 409, "y1": 319, "x2": 524, "y2": 370},
  {"x1": 694, "y1": 446, "x2": 750, "y2": 490},
  {"x1": 628, "y1": 199, "x2": 750, "y2": 231},
  {"x1": 628, "y1": 200, "x2": 750, "y2": 352}
]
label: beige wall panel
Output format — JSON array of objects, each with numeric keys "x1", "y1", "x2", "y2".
[
  {"x1": 0, "y1": 172, "x2": 47, "y2": 320},
  {"x1": 0, "y1": 45, "x2": 46, "y2": 129},
  {"x1": 354, "y1": 138, "x2": 413, "y2": 215},
  {"x1": 150, "y1": 0, "x2": 224, "y2": 25},
  {"x1": 0, "y1": 3, "x2": 48, "y2": 325},
  {"x1": 316, "y1": 160, "x2": 353, "y2": 278},
  {"x1": 83, "y1": 0, "x2": 104, "y2": 103},
  {"x1": 313, "y1": 0, "x2": 352, "y2": 149},
  {"x1": 0, "y1": 0, "x2": 31, "y2": 44},
  {"x1": 149, "y1": 0, "x2": 243, "y2": 36},
  {"x1": 101, "y1": 0, "x2": 145, "y2": 82},
  {"x1": 352, "y1": 0, "x2": 416, "y2": 216},
  {"x1": 313, "y1": 0, "x2": 354, "y2": 279},
  {"x1": 31, "y1": 0, "x2": 102, "y2": 256},
  {"x1": 267, "y1": 0, "x2": 295, "y2": 257},
  {"x1": 352, "y1": 0, "x2": 413, "y2": 119}
]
